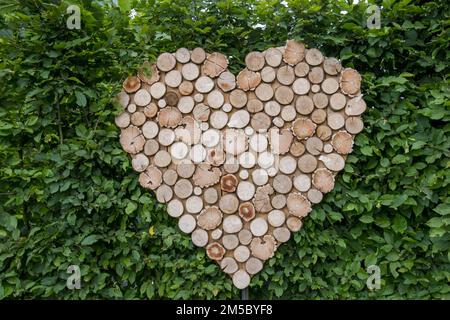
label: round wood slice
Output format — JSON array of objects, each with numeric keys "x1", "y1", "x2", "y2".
[
  {"x1": 279, "y1": 156, "x2": 297, "y2": 174},
  {"x1": 265, "y1": 48, "x2": 283, "y2": 67},
  {"x1": 293, "y1": 174, "x2": 311, "y2": 192},
  {"x1": 246, "y1": 257, "x2": 263, "y2": 275},
  {"x1": 283, "y1": 40, "x2": 305, "y2": 65},
  {"x1": 250, "y1": 112, "x2": 272, "y2": 131},
  {"x1": 306, "y1": 136, "x2": 324, "y2": 155},
  {"x1": 319, "y1": 153, "x2": 345, "y2": 171},
  {"x1": 192, "y1": 103, "x2": 210, "y2": 122},
  {"x1": 176, "y1": 161, "x2": 195, "y2": 178},
  {"x1": 253, "y1": 185, "x2": 274, "y2": 213},
  {"x1": 164, "y1": 70, "x2": 182, "y2": 88},
  {"x1": 330, "y1": 92, "x2": 346, "y2": 110},
  {"x1": 311, "y1": 84, "x2": 320, "y2": 93},
  {"x1": 312, "y1": 168, "x2": 335, "y2": 193},
  {"x1": 332, "y1": 131, "x2": 353, "y2": 154},
  {"x1": 131, "y1": 153, "x2": 149, "y2": 172},
  {"x1": 322, "y1": 77, "x2": 339, "y2": 94},
  {"x1": 144, "y1": 103, "x2": 158, "y2": 119},
  {"x1": 115, "y1": 112, "x2": 130, "y2": 128},
  {"x1": 305, "y1": 48, "x2": 324, "y2": 66},
  {"x1": 236, "y1": 181, "x2": 256, "y2": 201},
  {"x1": 229, "y1": 89, "x2": 248, "y2": 108},
  {"x1": 272, "y1": 194, "x2": 287, "y2": 209},
  {"x1": 327, "y1": 112, "x2": 345, "y2": 130},
  {"x1": 178, "y1": 214, "x2": 196, "y2": 234},
  {"x1": 123, "y1": 76, "x2": 141, "y2": 93},
  {"x1": 210, "y1": 111, "x2": 229, "y2": 129},
  {"x1": 181, "y1": 62, "x2": 199, "y2": 81},
  {"x1": 292, "y1": 78, "x2": 310, "y2": 95},
  {"x1": 237, "y1": 68, "x2": 261, "y2": 91},
  {"x1": 195, "y1": 76, "x2": 215, "y2": 93},
  {"x1": 234, "y1": 245, "x2": 251, "y2": 263},
  {"x1": 117, "y1": 90, "x2": 130, "y2": 107},
  {"x1": 324, "y1": 143, "x2": 333, "y2": 153},
  {"x1": 277, "y1": 65, "x2": 295, "y2": 85},
  {"x1": 191, "y1": 47, "x2": 206, "y2": 64},
  {"x1": 274, "y1": 86, "x2": 294, "y2": 105},
  {"x1": 323, "y1": 57, "x2": 342, "y2": 75},
  {"x1": 345, "y1": 116, "x2": 364, "y2": 134},
  {"x1": 258, "y1": 151, "x2": 275, "y2": 168},
  {"x1": 144, "y1": 139, "x2": 159, "y2": 156},
  {"x1": 134, "y1": 89, "x2": 151, "y2": 106},
  {"x1": 228, "y1": 110, "x2": 250, "y2": 128},
  {"x1": 174, "y1": 47, "x2": 190, "y2": 63},
  {"x1": 157, "y1": 107, "x2": 182, "y2": 128},
  {"x1": 223, "y1": 215, "x2": 243, "y2": 233},
  {"x1": 308, "y1": 66, "x2": 324, "y2": 84},
  {"x1": 268, "y1": 209, "x2": 286, "y2": 227},
  {"x1": 286, "y1": 216, "x2": 303, "y2": 232},
  {"x1": 162, "y1": 169, "x2": 178, "y2": 186},
  {"x1": 249, "y1": 134, "x2": 268, "y2": 152},
  {"x1": 294, "y1": 62, "x2": 309, "y2": 77},
  {"x1": 127, "y1": 103, "x2": 136, "y2": 113},
  {"x1": 186, "y1": 195, "x2": 204, "y2": 214},
  {"x1": 219, "y1": 194, "x2": 239, "y2": 214},
  {"x1": 157, "y1": 128, "x2": 175, "y2": 147},
  {"x1": 218, "y1": 71, "x2": 236, "y2": 92},
  {"x1": 307, "y1": 188, "x2": 323, "y2": 204},
  {"x1": 167, "y1": 199, "x2": 184, "y2": 217},
  {"x1": 197, "y1": 206, "x2": 222, "y2": 230},
  {"x1": 130, "y1": 111, "x2": 146, "y2": 126},
  {"x1": 177, "y1": 96, "x2": 195, "y2": 113},
  {"x1": 311, "y1": 108, "x2": 326, "y2": 124},
  {"x1": 206, "y1": 242, "x2": 226, "y2": 260},
  {"x1": 295, "y1": 95, "x2": 314, "y2": 115},
  {"x1": 211, "y1": 228, "x2": 222, "y2": 240},
  {"x1": 191, "y1": 229, "x2": 208, "y2": 247},
  {"x1": 250, "y1": 217, "x2": 268, "y2": 237},
  {"x1": 120, "y1": 126, "x2": 145, "y2": 154},
  {"x1": 298, "y1": 154, "x2": 318, "y2": 173},
  {"x1": 273, "y1": 227, "x2": 291, "y2": 243},
  {"x1": 156, "y1": 184, "x2": 173, "y2": 203},
  {"x1": 273, "y1": 174, "x2": 293, "y2": 194},
  {"x1": 287, "y1": 192, "x2": 312, "y2": 217},
  {"x1": 313, "y1": 92, "x2": 328, "y2": 109},
  {"x1": 292, "y1": 118, "x2": 316, "y2": 139},
  {"x1": 238, "y1": 202, "x2": 256, "y2": 222},
  {"x1": 174, "y1": 179, "x2": 193, "y2": 199},
  {"x1": 222, "y1": 234, "x2": 239, "y2": 250},
  {"x1": 345, "y1": 96, "x2": 366, "y2": 116},
  {"x1": 340, "y1": 68, "x2": 361, "y2": 96},
  {"x1": 238, "y1": 229, "x2": 253, "y2": 245},
  {"x1": 179, "y1": 81, "x2": 194, "y2": 95},
  {"x1": 150, "y1": 82, "x2": 166, "y2": 99},
  {"x1": 207, "y1": 90, "x2": 224, "y2": 109},
  {"x1": 281, "y1": 105, "x2": 297, "y2": 122},
  {"x1": 261, "y1": 66, "x2": 276, "y2": 82},
  {"x1": 232, "y1": 270, "x2": 250, "y2": 289},
  {"x1": 157, "y1": 52, "x2": 176, "y2": 72},
  {"x1": 316, "y1": 125, "x2": 332, "y2": 141},
  {"x1": 252, "y1": 169, "x2": 269, "y2": 186},
  {"x1": 245, "y1": 51, "x2": 265, "y2": 71},
  {"x1": 221, "y1": 257, "x2": 238, "y2": 274},
  {"x1": 290, "y1": 140, "x2": 306, "y2": 157},
  {"x1": 250, "y1": 235, "x2": 276, "y2": 261},
  {"x1": 139, "y1": 166, "x2": 162, "y2": 190},
  {"x1": 203, "y1": 187, "x2": 218, "y2": 204},
  {"x1": 203, "y1": 52, "x2": 228, "y2": 77},
  {"x1": 255, "y1": 83, "x2": 274, "y2": 101}
]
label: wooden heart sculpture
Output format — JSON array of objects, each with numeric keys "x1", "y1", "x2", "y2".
[{"x1": 115, "y1": 40, "x2": 366, "y2": 289}]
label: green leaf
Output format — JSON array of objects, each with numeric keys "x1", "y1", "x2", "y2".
[
  {"x1": 75, "y1": 91, "x2": 87, "y2": 107},
  {"x1": 81, "y1": 235, "x2": 99, "y2": 246}
]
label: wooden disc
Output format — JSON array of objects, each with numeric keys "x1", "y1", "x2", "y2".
[
  {"x1": 164, "y1": 70, "x2": 182, "y2": 88},
  {"x1": 322, "y1": 77, "x2": 339, "y2": 94},
  {"x1": 162, "y1": 169, "x2": 178, "y2": 186},
  {"x1": 308, "y1": 66, "x2": 324, "y2": 84},
  {"x1": 294, "y1": 62, "x2": 309, "y2": 77},
  {"x1": 115, "y1": 112, "x2": 130, "y2": 128},
  {"x1": 237, "y1": 68, "x2": 261, "y2": 91},
  {"x1": 323, "y1": 57, "x2": 342, "y2": 75},
  {"x1": 298, "y1": 154, "x2": 318, "y2": 173},
  {"x1": 292, "y1": 118, "x2": 316, "y2": 139},
  {"x1": 222, "y1": 234, "x2": 239, "y2": 250},
  {"x1": 181, "y1": 62, "x2": 200, "y2": 81},
  {"x1": 265, "y1": 48, "x2": 283, "y2": 67},
  {"x1": 203, "y1": 187, "x2": 218, "y2": 204},
  {"x1": 274, "y1": 86, "x2": 294, "y2": 105},
  {"x1": 219, "y1": 193, "x2": 239, "y2": 214},
  {"x1": 221, "y1": 257, "x2": 238, "y2": 274},
  {"x1": 268, "y1": 209, "x2": 286, "y2": 227},
  {"x1": 178, "y1": 214, "x2": 196, "y2": 234},
  {"x1": 305, "y1": 48, "x2": 324, "y2": 66},
  {"x1": 251, "y1": 112, "x2": 271, "y2": 131},
  {"x1": 255, "y1": 83, "x2": 274, "y2": 102},
  {"x1": 236, "y1": 181, "x2": 256, "y2": 201},
  {"x1": 313, "y1": 168, "x2": 335, "y2": 193},
  {"x1": 198, "y1": 206, "x2": 222, "y2": 230},
  {"x1": 123, "y1": 76, "x2": 141, "y2": 93},
  {"x1": 144, "y1": 139, "x2": 159, "y2": 156},
  {"x1": 218, "y1": 71, "x2": 236, "y2": 92},
  {"x1": 120, "y1": 126, "x2": 145, "y2": 154},
  {"x1": 250, "y1": 235, "x2": 276, "y2": 260},
  {"x1": 191, "y1": 47, "x2": 206, "y2": 64},
  {"x1": 150, "y1": 82, "x2": 166, "y2": 99},
  {"x1": 290, "y1": 140, "x2": 305, "y2": 157},
  {"x1": 186, "y1": 196, "x2": 204, "y2": 214},
  {"x1": 293, "y1": 174, "x2": 311, "y2": 192},
  {"x1": 295, "y1": 96, "x2": 314, "y2": 115},
  {"x1": 261, "y1": 66, "x2": 276, "y2": 82},
  {"x1": 286, "y1": 216, "x2": 303, "y2": 232},
  {"x1": 272, "y1": 194, "x2": 287, "y2": 209},
  {"x1": 273, "y1": 227, "x2": 291, "y2": 243},
  {"x1": 250, "y1": 217, "x2": 268, "y2": 236},
  {"x1": 203, "y1": 52, "x2": 228, "y2": 77},
  {"x1": 279, "y1": 156, "x2": 297, "y2": 174},
  {"x1": 134, "y1": 89, "x2": 151, "y2": 106},
  {"x1": 316, "y1": 125, "x2": 332, "y2": 141},
  {"x1": 311, "y1": 109, "x2": 327, "y2": 124},
  {"x1": 179, "y1": 81, "x2": 194, "y2": 96},
  {"x1": 191, "y1": 229, "x2": 208, "y2": 247},
  {"x1": 277, "y1": 65, "x2": 295, "y2": 85},
  {"x1": 210, "y1": 111, "x2": 228, "y2": 129},
  {"x1": 139, "y1": 166, "x2": 162, "y2": 190},
  {"x1": 223, "y1": 215, "x2": 243, "y2": 233},
  {"x1": 238, "y1": 229, "x2": 253, "y2": 245},
  {"x1": 345, "y1": 116, "x2": 364, "y2": 134},
  {"x1": 286, "y1": 192, "x2": 311, "y2": 217},
  {"x1": 234, "y1": 245, "x2": 251, "y2": 263},
  {"x1": 131, "y1": 153, "x2": 149, "y2": 172},
  {"x1": 319, "y1": 153, "x2": 345, "y2": 171},
  {"x1": 174, "y1": 179, "x2": 193, "y2": 199},
  {"x1": 273, "y1": 174, "x2": 292, "y2": 194},
  {"x1": 211, "y1": 228, "x2": 222, "y2": 240},
  {"x1": 283, "y1": 40, "x2": 305, "y2": 65},
  {"x1": 229, "y1": 89, "x2": 248, "y2": 108},
  {"x1": 157, "y1": 52, "x2": 176, "y2": 72},
  {"x1": 327, "y1": 112, "x2": 345, "y2": 130},
  {"x1": 175, "y1": 47, "x2": 190, "y2": 63},
  {"x1": 127, "y1": 103, "x2": 136, "y2": 113},
  {"x1": 232, "y1": 270, "x2": 250, "y2": 289},
  {"x1": 307, "y1": 188, "x2": 323, "y2": 204},
  {"x1": 206, "y1": 242, "x2": 226, "y2": 260},
  {"x1": 130, "y1": 112, "x2": 146, "y2": 126},
  {"x1": 167, "y1": 199, "x2": 184, "y2": 217},
  {"x1": 117, "y1": 90, "x2": 130, "y2": 107},
  {"x1": 195, "y1": 76, "x2": 215, "y2": 93},
  {"x1": 280, "y1": 105, "x2": 296, "y2": 122},
  {"x1": 332, "y1": 131, "x2": 353, "y2": 154},
  {"x1": 292, "y1": 78, "x2": 310, "y2": 95},
  {"x1": 306, "y1": 136, "x2": 324, "y2": 155},
  {"x1": 252, "y1": 169, "x2": 269, "y2": 186},
  {"x1": 245, "y1": 51, "x2": 265, "y2": 71},
  {"x1": 247, "y1": 99, "x2": 264, "y2": 113},
  {"x1": 176, "y1": 161, "x2": 195, "y2": 178},
  {"x1": 340, "y1": 68, "x2": 361, "y2": 96},
  {"x1": 246, "y1": 257, "x2": 263, "y2": 275},
  {"x1": 156, "y1": 184, "x2": 173, "y2": 203},
  {"x1": 313, "y1": 92, "x2": 328, "y2": 108},
  {"x1": 345, "y1": 96, "x2": 366, "y2": 116}
]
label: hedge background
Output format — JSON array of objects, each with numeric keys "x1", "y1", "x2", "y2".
[{"x1": 0, "y1": 0, "x2": 449, "y2": 299}]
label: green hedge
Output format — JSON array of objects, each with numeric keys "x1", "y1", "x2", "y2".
[{"x1": 0, "y1": 0, "x2": 448, "y2": 299}]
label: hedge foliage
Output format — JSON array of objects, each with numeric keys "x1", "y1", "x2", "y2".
[{"x1": 0, "y1": 0, "x2": 449, "y2": 299}]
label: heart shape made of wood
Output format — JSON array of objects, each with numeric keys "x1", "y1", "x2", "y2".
[{"x1": 115, "y1": 40, "x2": 366, "y2": 289}]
